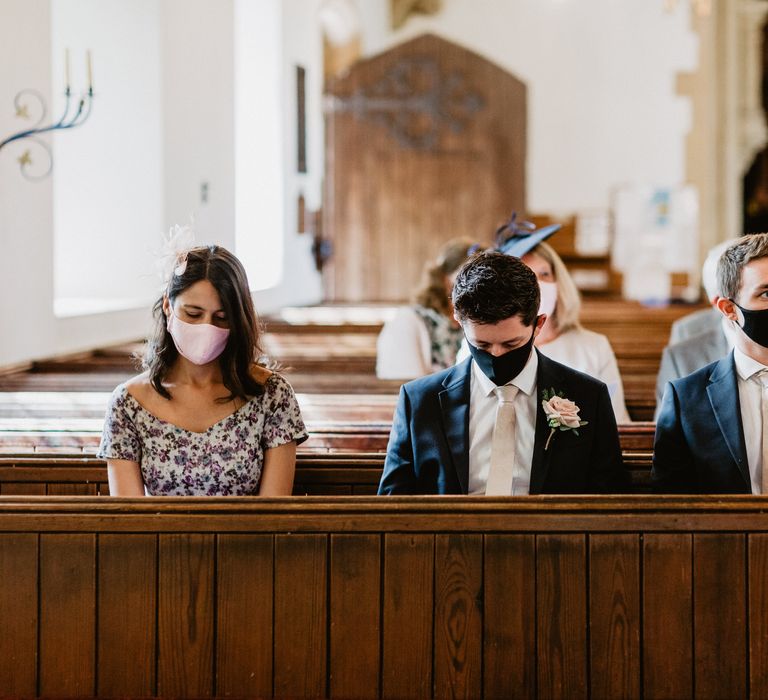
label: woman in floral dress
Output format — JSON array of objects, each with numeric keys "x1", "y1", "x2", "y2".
[{"x1": 98, "y1": 239, "x2": 307, "y2": 496}]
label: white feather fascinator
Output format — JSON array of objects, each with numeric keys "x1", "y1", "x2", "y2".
[{"x1": 156, "y1": 224, "x2": 196, "y2": 289}]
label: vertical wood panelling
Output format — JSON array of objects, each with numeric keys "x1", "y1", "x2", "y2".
[
  {"x1": 483, "y1": 534, "x2": 536, "y2": 700},
  {"x1": 97, "y1": 534, "x2": 157, "y2": 697},
  {"x1": 216, "y1": 535, "x2": 274, "y2": 698},
  {"x1": 643, "y1": 534, "x2": 693, "y2": 699},
  {"x1": 330, "y1": 534, "x2": 381, "y2": 698},
  {"x1": 589, "y1": 534, "x2": 641, "y2": 700},
  {"x1": 694, "y1": 533, "x2": 747, "y2": 699},
  {"x1": 158, "y1": 534, "x2": 215, "y2": 698},
  {"x1": 324, "y1": 34, "x2": 525, "y2": 302},
  {"x1": 537, "y1": 534, "x2": 588, "y2": 700},
  {"x1": 382, "y1": 534, "x2": 434, "y2": 699},
  {"x1": 0, "y1": 534, "x2": 38, "y2": 696},
  {"x1": 274, "y1": 534, "x2": 327, "y2": 699},
  {"x1": 46, "y1": 483, "x2": 97, "y2": 495},
  {"x1": 434, "y1": 534, "x2": 483, "y2": 700},
  {"x1": 39, "y1": 533, "x2": 96, "y2": 697},
  {"x1": 0, "y1": 482, "x2": 45, "y2": 494},
  {"x1": 750, "y1": 534, "x2": 768, "y2": 697}
]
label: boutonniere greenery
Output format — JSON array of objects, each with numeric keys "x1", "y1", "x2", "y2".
[{"x1": 541, "y1": 388, "x2": 588, "y2": 450}]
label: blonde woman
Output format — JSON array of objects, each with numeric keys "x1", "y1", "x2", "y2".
[
  {"x1": 520, "y1": 240, "x2": 631, "y2": 423},
  {"x1": 377, "y1": 238, "x2": 481, "y2": 379},
  {"x1": 456, "y1": 215, "x2": 631, "y2": 422}
]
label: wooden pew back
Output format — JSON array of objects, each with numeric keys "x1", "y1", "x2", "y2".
[
  {"x1": 0, "y1": 423, "x2": 656, "y2": 495},
  {"x1": 0, "y1": 496, "x2": 763, "y2": 699}
]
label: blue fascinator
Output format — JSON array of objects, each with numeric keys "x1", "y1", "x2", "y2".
[{"x1": 495, "y1": 212, "x2": 561, "y2": 258}]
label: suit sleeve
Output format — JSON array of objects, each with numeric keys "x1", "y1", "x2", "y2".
[
  {"x1": 589, "y1": 383, "x2": 631, "y2": 493},
  {"x1": 654, "y1": 345, "x2": 685, "y2": 421},
  {"x1": 652, "y1": 382, "x2": 697, "y2": 493},
  {"x1": 378, "y1": 385, "x2": 418, "y2": 494}
]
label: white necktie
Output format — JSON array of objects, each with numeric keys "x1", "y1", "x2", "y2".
[
  {"x1": 486, "y1": 385, "x2": 519, "y2": 495},
  {"x1": 757, "y1": 370, "x2": 768, "y2": 494}
]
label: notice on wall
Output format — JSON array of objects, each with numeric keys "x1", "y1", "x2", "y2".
[{"x1": 612, "y1": 185, "x2": 699, "y2": 303}]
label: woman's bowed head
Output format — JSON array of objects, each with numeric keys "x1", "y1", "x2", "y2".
[
  {"x1": 541, "y1": 388, "x2": 588, "y2": 450},
  {"x1": 146, "y1": 244, "x2": 265, "y2": 402},
  {"x1": 98, "y1": 236, "x2": 307, "y2": 498}
]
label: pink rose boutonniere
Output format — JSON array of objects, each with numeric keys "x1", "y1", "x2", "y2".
[{"x1": 541, "y1": 388, "x2": 588, "y2": 450}]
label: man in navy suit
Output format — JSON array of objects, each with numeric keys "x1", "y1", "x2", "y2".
[
  {"x1": 654, "y1": 233, "x2": 768, "y2": 493},
  {"x1": 378, "y1": 251, "x2": 629, "y2": 495}
]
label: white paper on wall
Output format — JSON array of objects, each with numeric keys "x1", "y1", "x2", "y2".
[
  {"x1": 575, "y1": 210, "x2": 611, "y2": 256},
  {"x1": 612, "y1": 184, "x2": 699, "y2": 302}
]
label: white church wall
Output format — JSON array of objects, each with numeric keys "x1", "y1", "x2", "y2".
[
  {"x1": 52, "y1": 0, "x2": 163, "y2": 312},
  {"x1": 0, "y1": 0, "x2": 161, "y2": 368},
  {"x1": 358, "y1": 0, "x2": 698, "y2": 216},
  {"x1": 234, "y1": 0, "x2": 324, "y2": 312},
  {"x1": 161, "y1": 0, "x2": 236, "y2": 251},
  {"x1": 0, "y1": 0, "x2": 56, "y2": 367}
]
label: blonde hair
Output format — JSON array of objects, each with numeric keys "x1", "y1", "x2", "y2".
[
  {"x1": 413, "y1": 237, "x2": 481, "y2": 316},
  {"x1": 528, "y1": 241, "x2": 582, "y2": 333}
]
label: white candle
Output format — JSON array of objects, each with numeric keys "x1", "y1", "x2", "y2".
[
  {"x1": 86, "y1": 50, "x2": 93, "y2": 91},
  {"x1": 65, "y1": 48, "x2": 70, "y2": 92}
]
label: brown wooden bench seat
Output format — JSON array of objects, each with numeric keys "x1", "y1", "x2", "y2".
[
  {"x1": 0, "y1": 422, "x2": 657, "y2": 495},
  {"x1": 0, "y1": 495, "x2": 763, "y2": 698}
]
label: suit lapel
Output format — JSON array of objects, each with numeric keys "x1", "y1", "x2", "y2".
[
  {"x1": 706, "y1": 354, "x2": 750, "y2": 486},
  {"x1": 529, "y1": 352, "x2": 557, "y2": 494},
  {"x1": 438, "y1": 359, "x2": 472, "y2": 494}
]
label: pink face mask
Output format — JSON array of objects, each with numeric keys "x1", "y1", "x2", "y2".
[
  {"x1": 538, "y1": 281, "x2": 558, "y2": 318},
  {"x1": 167, "y1": 309, "x2": 230, "y2": 365}
]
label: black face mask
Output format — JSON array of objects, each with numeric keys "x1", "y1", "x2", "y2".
[
  {"x1": 467, "y1": 329, "x2": 536, "y2": 386},
  {"x1": 732, "y1": 300, "x2": 768, "y2": 348}
]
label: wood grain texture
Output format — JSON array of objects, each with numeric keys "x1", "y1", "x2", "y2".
[
  {"x1": 643, "y1": 534, "x2": 693, "y2": 700},
  {"x1": 483, "y1": 534, "x2": 536, "y2": 700},
  {"x1": 434, "y1": 534, "x2": 482, "y2": 700},
  {"x1": 274, "y1": 534, "x2": 327, "y2": 698},
  {"x1": 97, "y1": 534, "x2": 157, "y2": 697},
  {"x1": 39, "y1": 533, "x2": 96, "y2": 697},
  {"x1": 537, "y1": 534, "x2": 588, "y2": 700},
  {"x1": 693, "y1": 533, "x2": 747, "y2": 699},
  {"x1": 750, "y1": 534, "x2": 768, "y2": 697},
  {"x1": 0, "y1": 533, "x2": 37, "y2": 696},
  {"x1": 216, "y1": 534, "x2": 274, "y2": 698},
  {"x1": 330, "y1": 534, "x2": 381, "y2": 698},
  {"x1": 382, "y1": 534, "x2": 434, "y2": 699},
  {"x1": 158, "y1": 534, "x2": 215, "y2": 697},
  {"x1": 323, "y1": 33, "x2": 526, "y2": 302},
  {"x1": 589, "y1": 534, "x2": 640, "y2": 700}
]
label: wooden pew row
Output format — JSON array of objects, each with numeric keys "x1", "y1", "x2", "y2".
[
  {"x1": 0, "y1": 496, "x2": 764, "y2": 699},
  {"x1": 0, "y1": 453, "x2": 385, "y2": 496},
  {"x1": 0, "y1": 423, "x2": 657, "y2": 495}
]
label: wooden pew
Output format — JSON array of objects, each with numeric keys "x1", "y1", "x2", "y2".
[
  {"x1": 0, "y1": 299, "x2": 708, "y2": 420},
  {"x1": 0, "y1": 496, "x2": 764, "y2": 698},
  {"x1": 0, "y1": 422, "x2": 657, "y2": 495}
]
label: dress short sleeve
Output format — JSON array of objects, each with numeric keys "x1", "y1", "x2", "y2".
[
  {"x1": 97, "y1": 385, "x2": 142, "y2": 462},
  {"x1": 260, "y1": 374, "x2": 308, "y2": 449}
]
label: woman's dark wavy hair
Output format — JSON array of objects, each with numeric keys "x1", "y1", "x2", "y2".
[{"x1": 143, "y1": 245, "x2": 264, "y2": 402}]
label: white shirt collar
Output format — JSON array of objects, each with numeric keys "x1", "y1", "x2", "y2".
[
  {"x1": 733, "y1": 346, "x2": 768, "y2": 381},
  {"x1": 471, "y1": 348, "x2": 539, "y2": 398}
]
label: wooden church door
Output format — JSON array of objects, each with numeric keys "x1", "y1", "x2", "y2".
[{"x1": 322, "y1": 33, "x2": 526, "y2": 302}]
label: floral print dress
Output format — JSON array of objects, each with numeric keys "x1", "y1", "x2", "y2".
[
  {"x1": 413, "y1": 305, "x2": 464, "y2": 371},
  {"x1": 97, "y1": 374, "x2": 308, "y2": 495}
]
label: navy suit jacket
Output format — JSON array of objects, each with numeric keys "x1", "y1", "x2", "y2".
[
  {"x1": 378, "y1": 352, "x2": 629, "y2": 495},
  {"x1": 653, "y1": 352, "x2": 752, "y2": 493}
]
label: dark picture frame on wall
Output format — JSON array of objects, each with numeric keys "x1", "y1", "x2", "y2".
[{"x1": 297, "y1": 65, "x2": 307, "y2": 173}]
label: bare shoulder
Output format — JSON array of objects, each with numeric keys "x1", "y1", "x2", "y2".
[
  {"x1": 123, "y1": 372, "x2": 154, "y2": 402},
  {"x1": 250, "y1": 363, "x2": 274, "y2": 386}
]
